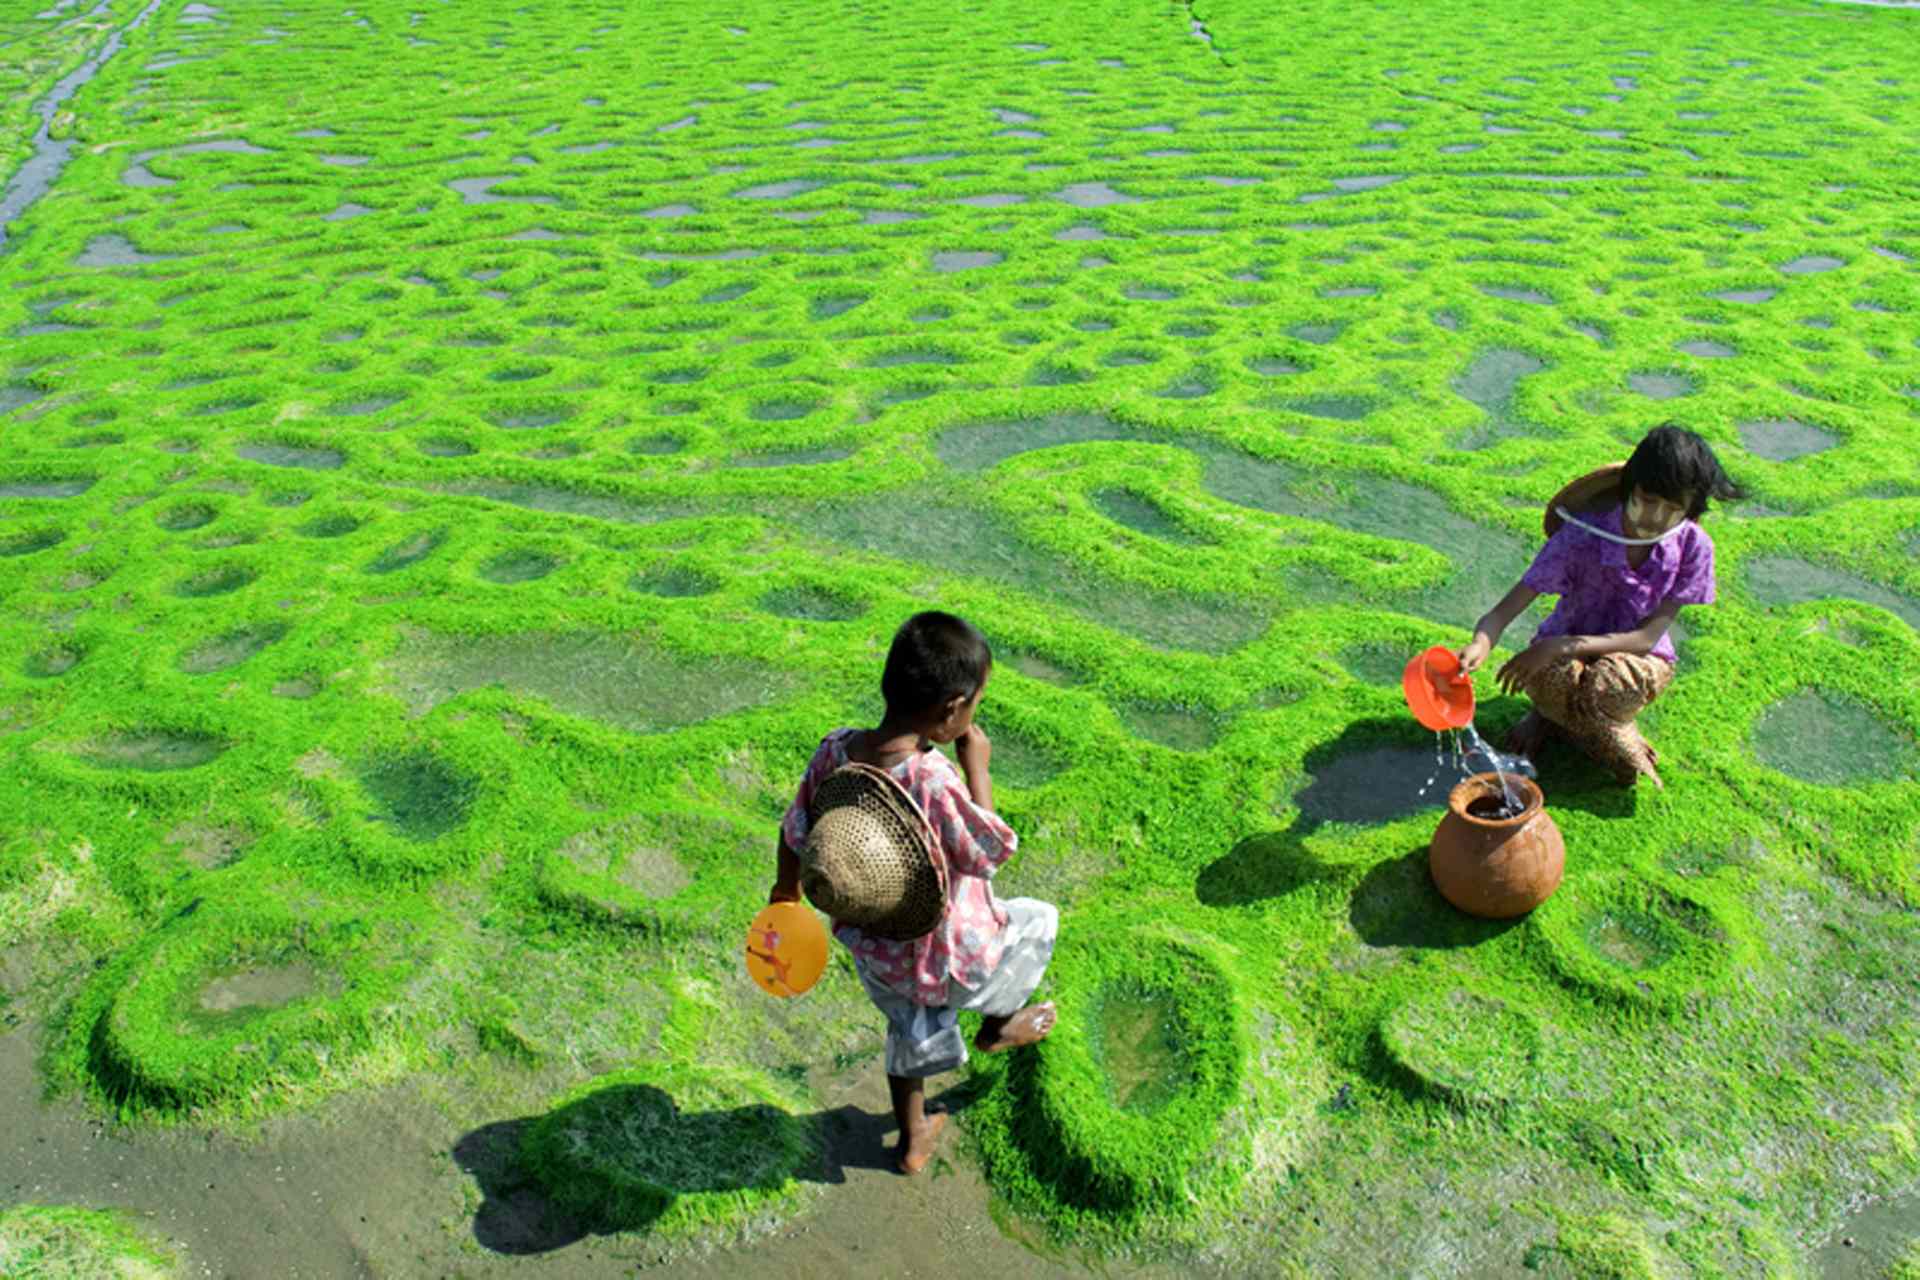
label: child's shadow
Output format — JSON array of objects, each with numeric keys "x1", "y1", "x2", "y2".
[{"x1": 452, "y1": 1083, "x2": 944, "y2": 1255}]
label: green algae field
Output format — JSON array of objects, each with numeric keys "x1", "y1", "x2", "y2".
[{"x1": 3, "y1": 0, "x2": 1920, "y2": 1274}]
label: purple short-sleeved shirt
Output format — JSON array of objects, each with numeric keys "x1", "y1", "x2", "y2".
[{"x1": 1521, "y1": 505, "x2": 1716, "y2": 664}]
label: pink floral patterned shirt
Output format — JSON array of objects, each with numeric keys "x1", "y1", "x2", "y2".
[{"x1": 782, "y1": 729, "x2": 1017, "y2": 1007}]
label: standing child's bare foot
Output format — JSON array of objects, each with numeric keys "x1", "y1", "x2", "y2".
[
  {"x1": 1502, "y1": 711, "x2": 1550, "y2": 761},
  {"x1": 974, "y1": 1002, "x2": 1056, "y2": 1054},
  {"x1": 896, "y1": 1109, "x2": 947, "y2": 1176}
]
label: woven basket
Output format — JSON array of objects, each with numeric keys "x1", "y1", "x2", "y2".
[{"x1": 800, "y1": 763, "x2": 947, "y2": 942}]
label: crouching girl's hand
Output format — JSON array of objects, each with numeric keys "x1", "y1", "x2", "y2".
[{"x1": 1497, "y1": 636, "x2": 1574, "y2": 696}]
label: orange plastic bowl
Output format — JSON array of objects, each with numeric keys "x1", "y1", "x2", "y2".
[
  {"x1": 1402, "y1": 645, "x2": 1475, "y2": 732},
  {"x1": 744, "y1": 901, "x2": 829, "y2": 998}
]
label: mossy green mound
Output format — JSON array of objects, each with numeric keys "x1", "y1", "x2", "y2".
[
  {"x1": 1534, "y1": 871, "x2": 1753, "y2": 1009},
  {"x1": 519, "y1": 1062, "x2": 819, "y2": 1240},
  {"x1": 83, "y1": 869, "x2": 438, "y2": 1115},
  {"x1": 976, "y1": 926, "x2": 1247, "y2": 1225},
  {"x1": 0, "y1": 1204, "x2": 179, "y2": 1280},
  {"x1": 1380, "y1": 987, "x2": 1552, "y2": 1108}
]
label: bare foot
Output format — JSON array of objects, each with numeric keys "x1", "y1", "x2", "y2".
[
  {"x1": 896, "y1": 1109, "x2": 946, "y2": 1176},
  {"x1": 1502, "y1": 711, "x2": 1550, "y2": 761},
  {"x1": 974, "y1": 1002, "x2": 1056, "y2": 1054}
]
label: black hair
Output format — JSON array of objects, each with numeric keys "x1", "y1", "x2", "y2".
[
  {"x1": 880, "y1": 611, "x2": 992, "y2": 718},
  {"x1": 1617, "y1": 423, "x2": 1745, "y2": 519}
]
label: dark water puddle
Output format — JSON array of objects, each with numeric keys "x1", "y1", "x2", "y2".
[
  {"x1": 448, "y1": 176, "x2": 555, "y2": 206},
  {"x1": 1092, "y1": 488, "x2": 1207, "y2": 544},
  {"x1": 1277, "y1": 396, "x2": 1372, "y2": 421},
  {"x1": 1088, "y1": 985, "x2": 1193, "y2": 1111},
  {"x1": 0, "y1": 477, "x2": 95, "y2": 498},
  {"x1": 179, "y1": 622, "x2": 287, "y2": 674},
  {"x1": 629, "y1": 565, "x2": 717, "y2": 598},
  {"x1": 1053, "y1": 182, "x2": 1141, "y2": 208},
  {"x1": 1712, "y1": 288, "x2": 1775, "y2": 303},
  {"x1": 123, "y1": 138, "x2": 271, "y2": 187},
  {"x1": 1290, "y1": 744, "x2": 1474, "y2": 827},
  {"x1": 1751, "y1": 689, "x2": 1918, "y2": 785},
  {"x1": 1745, "y1": 555, "x2": 1919, "y2": 632},
  {"x1": 366, "y1": 530, "x2": 445, "y2": 574},
  {"x1": 1477, "y1": 283, "x2": 1554, "y2": 305},
  {"x1": 1248, "y1": 357, "x2": 1304, "y2": 376},
  {"x1": 173, "y1": 565, "x2": 256, "y2": 597},
  {"x1": 1452, "y1": 347, "x2": 1547, "y2": 449},
  {"x1": 358, "y1": 750, "x2": 473, "y2": 841},
  {"x1": 0, "y1": 0, "x2": 167, "y2": 249},
  {"x1": 74, "y1": 234, "x2": 178, "y2": 266},
  {"x1": 300, "y1": 513, "x2": 362, "y2": 537},
  {"x1": 1289, "y1": 322, "x2": 1343, "y2": 344},
  {"x1": 749, "y1": 399, "x2": 820, "y2": 422},
  {"x1": 78, "y1": 731, "x2": 225, "y2": 771},
  {"x1": 156, "y1": 502, "x2": 217, "y2": 531},
  {"x1": 2, "y1": 527, "x2": 66, "y2": 556},
  {"x1": 931, "y1": 250, "x2": 1002, "y2": 271},
  {"x1": 479, "y1": 550, "x2": 560, "y2": 584},
  {"x1": 198, "y1": 963, "x2": 327, "y2": 1018},
  {"x1": 1739, "y1": 418, "x2": 1838, "y2": 461},
  {"x1": 1339, "y1": 643, "x2": 1410, "y2": 686},
  {"x1": 387, "y1": 631, "x2": 793, "y2": 735},
  {"x1": 236, "y1": 443, "x2": 344, "y2": 469},
  {"x1": 1, "y1": 385, "x2": 50, "y2": 416},
  {"x1": 1677, "y1": 339, "x2": 1736, "y2": 358},
  {"x1": 733, "y1": 178, "x2": 822, "y2": 199}
]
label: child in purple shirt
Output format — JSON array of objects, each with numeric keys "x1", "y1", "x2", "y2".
[{"x1": 1456, "y1": 425, "x2": 1743, "y2": 787}]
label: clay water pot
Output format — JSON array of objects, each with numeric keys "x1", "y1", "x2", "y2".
[{"x1": 1429, "y1": 772, "x2": 1564, "y2": 919}]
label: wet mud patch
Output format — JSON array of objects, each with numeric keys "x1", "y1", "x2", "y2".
[
  {"x1": 629, "y1": 564, "x2": 718, "y2": 598},
  {"x1": 1627, "y1": 370, "x2": 1695, "y2": 399},
  {"x1": 299, "y1": 513, "x2": 363, "y2": 537},
  {"x1": 1744, "y1": 556, "x2": 1919, "y2": 632},
  {"x1": 155, "y1": 502, "x2": 218, "y2": 531},
  {"x1": 385, "y1": 630, "x2": 793, "y2": 734},
  {"x1": 196, "y1": 962, "x2": 333, "y2": 1021},
  {"x1": 0, "y1": 477, "x2": 96, "y2": 498},
  {"x1": 533, "y1": 809, "x2": 757, "y2": 934},
  {"x1": 758, "y1": 585, "x2": 864, "y2": 621},
  {"x1": 0, "y1": 526, "x2": 67, "y2": 555},
  {"x1": 23, "y1": 642, "x2": 83, "y2": 678},
  {"x1": 1738, "y1": 418, "x2": 1838, "y2": 461},
  {"x1": 179, "y1": 622, "x2": 288, "y2": 674},
  {"x1": 1118, "y1": 703, "x2": 1222, "y2": 752},
  {"x1": 357, "y1": 749, "x2": 476, "y2": 842},
  {"x1": 478, "y1": 549, "x2": 561, "y2": 584},
  {"x1": 366, "y1": 530, "x2": 446, "y2": 574},
  {"x1": 1749, "y1": 688, "x2": 1919, "y2": 785},
  {"x1": 1452, "y1": 347, "x2": 1547, "y2": 448},
  {"x1": 1091, "y1": 488, "x2": 1208, "y2": 545},
  {"x1": 172, "y1": 564, "x2": 257, "y2": 597},
  {"x1": 236, "y1": 442, "x2": 344, "y2": 469},
  {"x1": 78, "y1": 731, "x2": 226, "y2": 771}
]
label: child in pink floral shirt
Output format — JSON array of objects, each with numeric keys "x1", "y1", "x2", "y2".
[{"x1": 772, "y1": 611, "x2": 1057, "y2": 1175}]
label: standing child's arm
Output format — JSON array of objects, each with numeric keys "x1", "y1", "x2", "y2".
[
  {"x1": 1458, "y1": 581, "x2": 1541, "y2": 674},
  {"x1": 769, "y1": 836, "x2": 802, "y2": 905},
  {"x1": 956, "y1": 725, "x2": 993, "y2": 813}
]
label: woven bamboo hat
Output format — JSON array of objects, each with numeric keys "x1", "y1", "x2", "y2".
[
  {"x1": 800, "y1": 762, "x2": 947, "y2": 942},
  {"x1": 1543, "y1": 461, "x2": 1626, "y2": 538}
]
